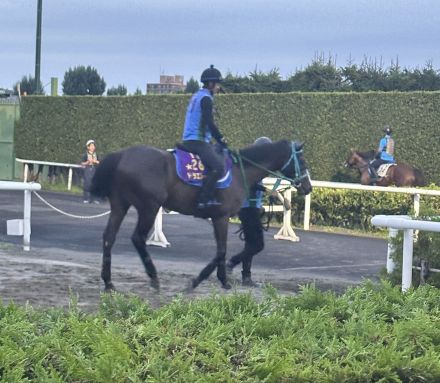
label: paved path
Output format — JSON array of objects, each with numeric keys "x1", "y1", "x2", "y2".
[{"x1": 0, "y1": 190, "x2": 387, "y2": 288}]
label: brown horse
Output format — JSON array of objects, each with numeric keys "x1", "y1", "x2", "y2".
[
  {"x1": 345, "y1": 149, "x2": 426, "y2": 186},
  {"x1": 91, "y1": 140, "x2": 312, "y2": 291}
]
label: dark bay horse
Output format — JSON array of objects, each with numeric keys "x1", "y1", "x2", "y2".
[
  {"x1": 91, "y1": 140, "x2": 312, "y2": 291},
  {"x1": 345, "y1": 149, "x2": 426, "y2": 186}
]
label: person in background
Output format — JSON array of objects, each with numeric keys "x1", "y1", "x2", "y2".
[
  {"x1": 369, "y1": 126, "x2": 396, "y2": 182},
  {"x1": 81, "y1": 139, "x2": 100, "y2": 203},
  {"x1": 181, "y1": 65, "x2": 228, "y2": 210},
  {"x1": 226, "y1": 136, "x2": 281, "y2": 286}
]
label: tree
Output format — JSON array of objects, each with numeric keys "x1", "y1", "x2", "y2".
[
  {"x1": 13, "y1": 75, "x2": 45, "y2": 95},
  {"x1": 62, "y1": 65, "x2": 106, "y2": 95},
  {"x1": 185, "y1": 77, "x2": 200, "y2": 93},
  {"x1": 133, "y1": 88, "x2": 143, "y2": 96},
  {"x1": 107, "y1": 84, "x2": 127, "y2": 96},
  {"x1": 288, "y1": 58, "x2": 343, "y2": 91}
]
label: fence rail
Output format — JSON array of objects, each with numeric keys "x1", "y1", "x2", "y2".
[
  {"x1": 16, "y1": 158, "x2": 82, "y2": 190},
  {"x1": 371, "y1": 215, "x2": 440, "y2": 292},
  {"x1": 0, "y1": 181, "x2": 41, "y2": 251}
]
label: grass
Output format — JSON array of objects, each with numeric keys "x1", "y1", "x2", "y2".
[{"x1": 1, "y1": 281, "x2": 440, "y2": 382}]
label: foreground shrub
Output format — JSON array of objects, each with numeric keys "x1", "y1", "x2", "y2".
[{"x1": 2, "y1": 281, "x2": 440, "y2": 382}]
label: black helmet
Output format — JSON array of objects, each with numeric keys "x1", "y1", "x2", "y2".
[
  {"x1": 254, "y1": 136, "x2": 272, "y2": 145},
  {"x1": 383, "y1": 126, "x2": 392, "y2": 135},
  {"x1": 201, "y1": 65, "x2": 222, "y2": 83}
]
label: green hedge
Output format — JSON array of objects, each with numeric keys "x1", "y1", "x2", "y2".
[
  {"x1": 288, "y1": 184, "x2": 440, "y2": 231},
  {"x1": 15, "y1": 92, "x2": 440, "y2": 183}
]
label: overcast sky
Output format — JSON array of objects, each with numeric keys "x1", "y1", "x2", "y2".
[{"x1": 1, "y1": 0, "x2": 439, "y2": 94}]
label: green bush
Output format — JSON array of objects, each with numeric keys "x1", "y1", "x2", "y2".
[
  {"x1": 288, "y1": 184, "x2": 440, "y2": 231},
  {"x1": 2, "y1": 282, "x2": 440, "y2": 382}
]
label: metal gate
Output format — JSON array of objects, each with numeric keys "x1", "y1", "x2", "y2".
[{"x1": 0, "y1": 100, "x2": 19, "y2": 180}]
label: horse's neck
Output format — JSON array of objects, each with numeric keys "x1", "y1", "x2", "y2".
[{"x1": 239, "y1": 143, "x2": 289, "y2": 185}]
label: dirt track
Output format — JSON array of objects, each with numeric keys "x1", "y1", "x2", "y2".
[{"x1": 0, "y1": 190, "x2": 387, "y2": 311}]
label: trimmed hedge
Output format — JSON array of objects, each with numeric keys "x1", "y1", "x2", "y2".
[{"x1": 15, "y1": 92, "x2": 440, "y2": 183}]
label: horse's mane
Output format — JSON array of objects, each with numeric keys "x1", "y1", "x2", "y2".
[
  {"x1": 355, "y1": 150, "x2": 375, "y2": 161},
  {"x1": 239, "y1": 139, "x2": 289, "y2": 164}
]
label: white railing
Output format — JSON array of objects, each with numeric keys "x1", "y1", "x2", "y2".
[
  {"x1": 371, "y1": 215, "x2": 440, "y2": 292},
  {"x1": 304, "y1": 181, "x2": 440, "y2": 230},
  {"x1": 16, "y1": 158, "x2": 82, "y2": 190},
  {"x1": 1, "y1": 181, "x2": 41, "y2": 251},
  {"x1": 147, "y1": 178, "x2": 440, "y2": 248}
]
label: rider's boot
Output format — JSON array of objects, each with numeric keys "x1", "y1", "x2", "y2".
[
  {"x1": 368, "y1": 165, "x2": 378, "y2": 184},
  {"x1": 197, "y1": 171, "x2": 221, "y2": 209}
]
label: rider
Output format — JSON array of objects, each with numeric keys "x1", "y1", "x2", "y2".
[
  {"x1": 182, "y1": 65, "x2": 228, "y2": 210},
  {"x1": 226, "y1": 136, "x2": 279, "y2": 286},
  {"x1": 369, "y1": 126, "x2": 396, "y2": 182}
]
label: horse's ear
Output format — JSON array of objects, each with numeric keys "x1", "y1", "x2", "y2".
[{"x1": 295, "y1": 141, "x2": 305, "y2": 150}]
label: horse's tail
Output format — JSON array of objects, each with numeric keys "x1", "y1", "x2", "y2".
[
  {"x1": 414, "y1": 168, "x2": 427, "y2": 187},
  {"x1": 90, "y1": 151, "x2": 123, "y2": 198}
]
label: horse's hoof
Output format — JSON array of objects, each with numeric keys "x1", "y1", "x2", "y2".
[
  {"x1": 150, "y1": 278, "x2": 160, "y2": 292},
  {"x1": 191, "y1": 278, "x2": 199, "y2": 289},
  {"x1": 104, "y1": 282, "x2": 115, "y2": 292},
  {"x1": 221, "y1": 281, "x2": 232, "y2": 290}
]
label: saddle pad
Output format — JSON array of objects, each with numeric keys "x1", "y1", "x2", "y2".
[
  {"x1": 377, "y1": 163, "x2": 396, "y2": 177},
  {"x1": 173, "y1": 148, "x2": 232, "y2": 188}
]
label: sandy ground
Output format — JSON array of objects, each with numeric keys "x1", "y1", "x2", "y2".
[
  {"x1": 0, "y1": 243, "x2": 361, "y2": 312},
  {"x1": 0, "y1": 190, "x2": 386, "y2": 312}
]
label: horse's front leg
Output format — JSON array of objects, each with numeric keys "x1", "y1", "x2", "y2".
[
  {"x1": 102, "y1": 203, "x2": 129, "y2": 291},
  {"x1": 192, "y1": 216, "x2": 230, "y2": 290}
]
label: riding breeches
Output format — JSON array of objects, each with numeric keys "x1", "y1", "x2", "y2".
[
  {"x1": 228, "y1": 207, "x2": 265, "y2": 274},
  {"x1": 182, "y1": 140, "x2": 225, "y2": 177}
]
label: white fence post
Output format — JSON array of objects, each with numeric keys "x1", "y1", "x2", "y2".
[
  {"x1": 23, "y1": 189, "x2": 32, "y2": 251},
  {"x1": 371, "y1": 215, "x2": 440, "y2": 293},
  {"x1": 68, "y1": 168, "x2": 73, "y2": 191},
  {"x1": 304, "y1": 193, "x2": 311, "y2": 231},
  {"x1": 402, "y1": 228, "x2": 414, "y2": 292},
  {"x1": 274, "y1": 187, "x2": 300, "y2": 242},
  {"x1": 1, "y1": 181, "x2": 41, "y2": 251},
  {"x1": 387, "y1": 228, "x2": 398, "y2": 273}
]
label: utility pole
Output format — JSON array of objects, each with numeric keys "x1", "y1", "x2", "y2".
[{"x1": 35, "y1": 0, "x2": 43, "y2": 94}]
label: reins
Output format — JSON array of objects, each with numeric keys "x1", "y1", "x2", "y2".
[{"x1": 229, "y1": 142, "x2": 308, "y2": 194}]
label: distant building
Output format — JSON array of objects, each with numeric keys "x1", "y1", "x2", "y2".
[
  {"x1": 0, "y1": 88, "x2": 19, "y2": 104},
  {"x1": 146, "y1": 75, "x2": 185, "y2": 94}
]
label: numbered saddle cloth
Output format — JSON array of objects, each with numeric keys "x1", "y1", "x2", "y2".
[
  {"x1": 377, "y1": 163, "x2": 396, "y2": 177},
  {"x1": 173, "y1": 148, "x2": 233, "y2": 188}
]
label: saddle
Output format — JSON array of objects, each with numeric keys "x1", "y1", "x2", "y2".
[
  {"x1": 172, "y1": 147, "x2": 233, "y2": 188},
  {"x1": 377, "y1": 163, "x2": 396, "y2": 177}
]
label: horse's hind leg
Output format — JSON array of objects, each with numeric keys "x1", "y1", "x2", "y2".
[
  {"x1": 131, "y1": 204, "x2": 160, "y2": 291},
  {"x1": 102, "y1": 200, "x2": 129, "y2": 291},
  {"x1": 192, "y1": 216, "x2": 231, "y2": 290}
]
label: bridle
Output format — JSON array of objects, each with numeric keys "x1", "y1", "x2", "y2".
[{"x1": 279, "y1": 141, "x2": 310, "y2": 188}]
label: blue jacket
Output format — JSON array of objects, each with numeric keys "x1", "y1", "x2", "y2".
[
  {"x1": 378, "y1": 135, "x2": 395, "y2": 162},
  {"x1": 242, "y1": 182, "x2": 265, "y2": 209},
  {"x1": 182, "y1": 89, "x2": 213, "y2": 142}
]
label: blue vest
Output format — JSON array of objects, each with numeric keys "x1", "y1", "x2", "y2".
[
  {"x1": 242, "y1": 182, "x2": 264, "y2": 209},
  {"x1": 379, "y1": 136, "x2": 395, "y2": 162},
  {"x1": 182, "y1": 88, "x2": 213, "y2": 142}
]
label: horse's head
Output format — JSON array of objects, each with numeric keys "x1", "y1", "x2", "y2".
[
  {"x1": 345, "y1": 149, "x2": 363, "y2": 168},
  {"x1": 279, "y1": 141, "x2": 312, "y2": 195}
]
